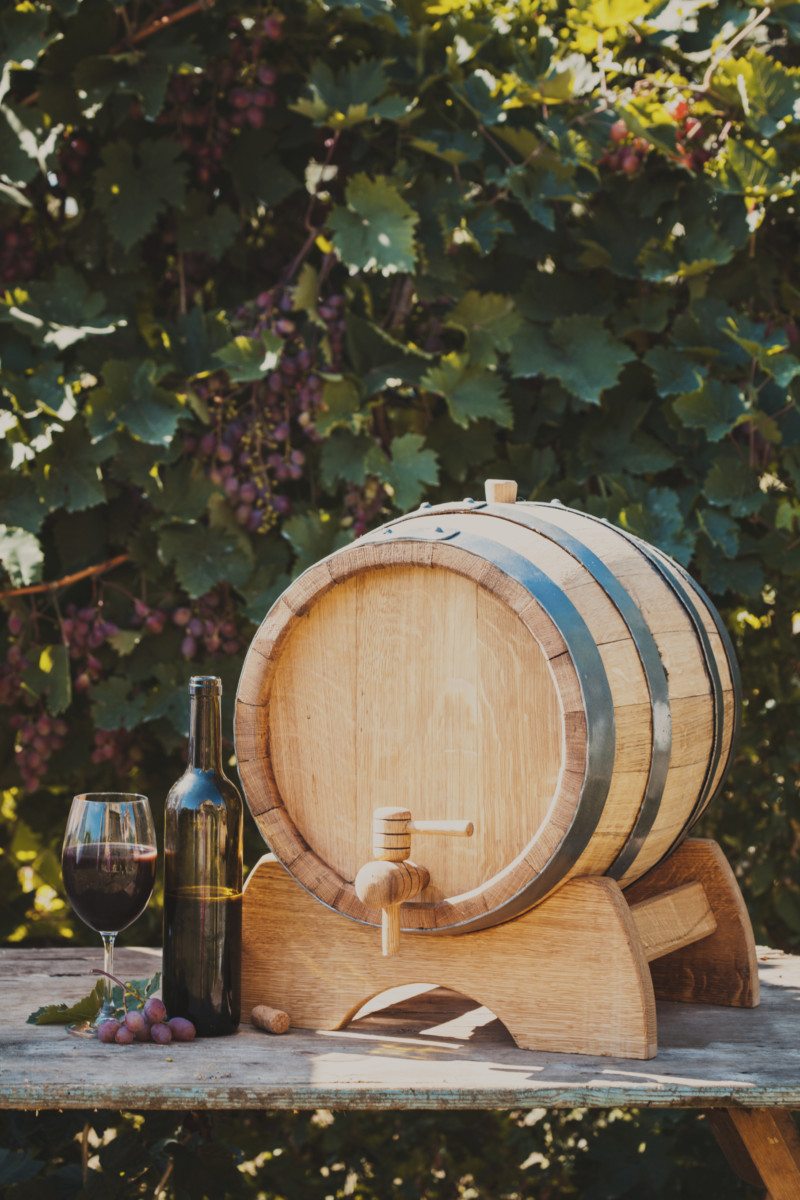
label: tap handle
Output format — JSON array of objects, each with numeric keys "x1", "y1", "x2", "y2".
[{"x1": 372, "y1": 806, "x2": 474, "y2": 861}]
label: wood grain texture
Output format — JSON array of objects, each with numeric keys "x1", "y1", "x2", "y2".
[
  {"x1": 241, "y1": 856, "x2": 658, "y2": 1059},
  {"x1": 626, "y1": 838, "x2": 759, "y2": 1007},
  {"x1": 630, "y1": 882, "x2": 717, "y2": 963},
  {"x1": 3, "y1": 945, "x2": 800, "y2": 1111},
  {"x1": 709, "y1": 1109, "x2": 773, "y2": 1189},
  {"x1": 713, "y1": 1110, "x2": 800, "y2": 1200}
]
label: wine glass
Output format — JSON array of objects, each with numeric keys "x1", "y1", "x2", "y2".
[{"x1": 62, "y1": 793, "x2": 157, "y2": 1035}]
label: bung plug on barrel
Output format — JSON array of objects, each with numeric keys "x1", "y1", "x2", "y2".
[{"x1": 355, "y1": 807, "x2": 475, "y2": 956}]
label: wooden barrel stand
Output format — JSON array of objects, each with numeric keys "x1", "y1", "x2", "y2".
[{"x1": 241, "y1": 837, "x2": 759, "y2": 1060}]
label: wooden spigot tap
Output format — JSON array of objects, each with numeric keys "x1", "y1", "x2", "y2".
[{"x1": 354, "y1": 807, "x2": 475, "y2": 957}]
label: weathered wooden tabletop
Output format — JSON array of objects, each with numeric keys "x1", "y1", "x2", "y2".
[{"x1": 2, "y1": 946, "x2": 799, "y2": 1111}]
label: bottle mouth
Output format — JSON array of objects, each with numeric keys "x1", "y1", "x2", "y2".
[{"x1": 190, "y1": 675, "x2": 222, "y2": 694}]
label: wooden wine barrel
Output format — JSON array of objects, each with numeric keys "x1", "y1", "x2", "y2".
[{"x1": 235, "y1": 482, "x2": 740, "y2": 935}]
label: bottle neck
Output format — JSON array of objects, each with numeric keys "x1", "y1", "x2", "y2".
[{"x1": 188, "y1": 689, "x2": 223, "y2": 772}]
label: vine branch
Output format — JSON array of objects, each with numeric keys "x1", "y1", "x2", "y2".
[
  {"x1": 126, "y1": 0, "x2": 217, "y2": 47},
  {"x1": 0, "y1": 554, "x2": 130, "y2": 601},
  {"x1": 701, "y1": 6, "x2": 771, "y2": 90}
]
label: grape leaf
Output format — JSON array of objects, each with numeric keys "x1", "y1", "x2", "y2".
[
  {"x1": 215, "y1": 332, "x2": 283, "y2": 382},
  {"x1": 345, "y1": 314, "x2": 430, "y2": 394},
  {"x1": 698, "y1": 508, "x2": 740, "y2": 557},
  {"x1": 147, "y1": 459, "x2": 216, "y2": 521},
  {"x1": 227, "y1": 135, "x2": 300, "y2": 208},
  {"x1": 445, "y1": 292, "x2": 522, "y2": 368},
  {"x1": 330, "y1": 174, "x2": 418, "y2": 275},
  {"x1": 37, "y1": 421, "x2": 109, "y2": 514},
  {"x1": 704, "y1": 446, "x2": 765, "y2": 515},
  {"x1": 94, "y1": 139, "x2": 188, "y2": 250},
  {"x1": 86, "y1": 360, "x2": 184, "y2": 447},
  {"x1": 423, "y1": 355, "x2": 513, "y2": 428},
  {"x1": 673, "y1": 379, "x2": 745, "y2": 442},
  {"x1": 713, "y1": 50, "x2": 800, "y2": 138},
  {"x1": 39, "y1": 644, "x2": 72, "y2": 716},
  {"x1": 27, "y1": 980, "x2": 106, "y2": 1025},
  {"x1": 621, "y1": 486, "x2": 695, "y2": 564},
  {"x1": 509, "y1": 315, "x2": 635, "y2": 405},
  {"x1": 177, "y1": 192, "x2": 238, "y2": 259},
  {"x1": 281, "y1": 512, "x2": 350, "y2": 574},
  {"x1": 320, "y1": 429, "x2": 374, "y2": 488},
  {"x1": 158, "y1": 519, "x2": 254, "y2": 597},
  {"x1": 109, "y1": 971, "x2": 161, "y2": 1013},
  {"x1": 644, "y1": 346, "x2": 706, "y2": 397},
  {"x1": 10, "y1": 266, "x2": 120, "y2": 349},
  {"x1": 0, "y1": 525, "x2": 43, "y2": 586},
  {"x1": 293, "y1": 59, "x2": 411, "y2": 127},
  {"x1": 316, "y1": 377, "x2": 363, "y2": 436},
  {"x1": 324, "y1": 0, "x2": 409, "y2": 34},
  {"x1": 91, "y1": 676, "x2": 147, "y2": 730},
  {"x1": 366, "y1": 433, "x2": 439, "y2": 509}
]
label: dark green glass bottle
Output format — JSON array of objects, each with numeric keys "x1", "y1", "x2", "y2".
[{"x1": 163, "y1": 676, "x2": 242, "y2": 1036}]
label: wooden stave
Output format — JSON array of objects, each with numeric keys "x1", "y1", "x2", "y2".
[
  {"x1": 387, "y1": 501, "x2": 676, "y2": 884},
  {"x1": 235, "y1": 502, "x2": 738, "y2": 933},
  {"x1": 404, "y1": 499, "x2": 735, "y2": 881},
  {"x1": 523, "y1": 503, "x2": 736, "y2": 861}
]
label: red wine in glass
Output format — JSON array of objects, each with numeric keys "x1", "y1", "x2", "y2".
[
  {"x1": 62, "y1": 842, "x2": 157, "y2": 933},
  {"x1": 62, "y1": 793, "x2": 157, "y2": 1035}
]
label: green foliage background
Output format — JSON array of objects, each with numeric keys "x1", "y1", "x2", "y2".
[{"x1": 1, "y1": 0, "x2": 799, "y2": 1193}]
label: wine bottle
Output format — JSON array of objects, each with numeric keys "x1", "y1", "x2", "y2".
[{"x1": 163, "y1": 676, "x2": 243, "y2": 1036}]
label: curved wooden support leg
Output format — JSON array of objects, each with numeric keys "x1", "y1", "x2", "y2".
[
  {"x1": 709, "y1": 1109, "x2": 800, "y2": 1200},
  {"x1": 625, "y1": 838, "x2": 759, "y2": 1008},
  {"x1": 242, "y1": 856, "x2": 657, "y2": 1059}
]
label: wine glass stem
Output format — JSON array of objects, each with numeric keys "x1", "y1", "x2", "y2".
[{"x1": 99, "y1": 932, "x2": 117, "y2": 1020}]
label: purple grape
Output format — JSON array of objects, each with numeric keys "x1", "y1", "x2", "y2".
[
  {"x1": 96, "y1": 1019, "x2": 120, "y2": 1043},
  {"x1": 125, "y1": 1009, "x2": 150, "y2": 1040},
  {"x1": 150, "y1": 1022, "x2": 173, "y2": 1045},
  {"x1": 181, "y1": 635, "x2": 197, "y2": 659},
  {"x1": 115, "y1": 1025, "x2": 135, "y2": 1045},
  {"x1": 143, "y1": 997, "x2": 168, "y2": 1025},
  {"x1": 223, "y1": 476, "x2": 239, "y2": 498},
  {"x1": 199, "y1": 432, "x2": 216, "y2": 457},
  {"x1": 173, "y1": 607, "x2": 192, "y2": 627},
  {"x1": 188, "y1": 617, "x2": 204, "y2": 637},
  {"x1": 217, "y1": 444, "x2": 233, "y2": 463},
  {"x1": 167, "y1": 1017, "x2": 196, "y2": 1042},
  {"x1": 239, "y1": 482, "x2": 257, "y2": 504}
]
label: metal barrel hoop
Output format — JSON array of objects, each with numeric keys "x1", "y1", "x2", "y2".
[{"x1": 363, "y1": 523, "x2": 617, "y2": 933}]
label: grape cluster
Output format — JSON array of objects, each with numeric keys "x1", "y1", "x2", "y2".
[
  {"x1": 670, "y1": 100, "x2": 713, "y2": 171},
  {"x1": 344, "y1": 480, "x2": 388, "y2": 539},
  {"x1": 600, "y1": 119, "x2": 651, "y2": 175},
  {"x1": 97, "y1": 996, "x2": 196, "y2": 1046},
  {"x1": 186, "y1": 287, "x2": 347, "y2": 533},
  {"x1": 55, "y1": 132, "x2": 91, "y2": 192},
  {"x1": 90, "y1": 728, "x2": 143, "y2": 773},
  {"x1": 62, "y1": 603, "x2": 119, "y2": 694},
  {"x1": 11, "y1": 708, "x2": 68, "y2": 792},
  {"x1": 0, "y1": 611, "x2": 30, "y2": 706},
  {"x1": 0, "y1": 223, "x2": 37, "y2": 285},
  {"x1": 161, "y1": 13, "x2": 282, "y2": 184},
  {"x1": 171, "y1": 589, "x2": 242, "y2": 660}
]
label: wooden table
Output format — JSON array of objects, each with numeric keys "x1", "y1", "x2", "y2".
[{"x1": 3, "y1": 948, "x2": 800, "y2": 1197}]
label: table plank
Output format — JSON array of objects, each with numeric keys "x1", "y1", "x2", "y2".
[{"x1": 1, "y1": 947, "x2": 798, "y2": 1111}]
